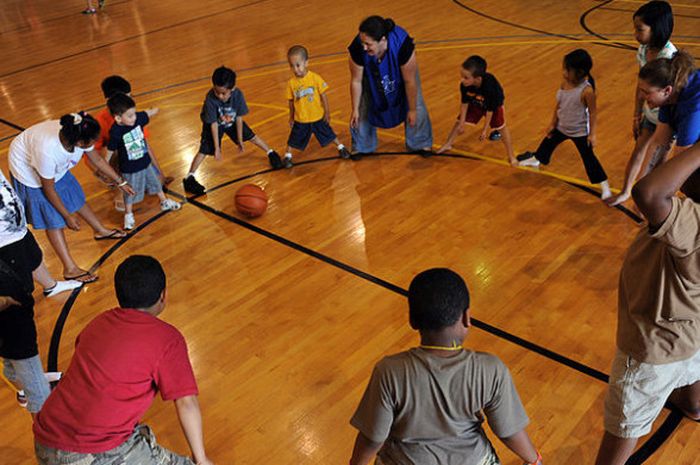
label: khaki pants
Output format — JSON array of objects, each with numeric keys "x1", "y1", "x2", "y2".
[{"x1": 35, "y1": 424, "x2": 194, "y2": 465}]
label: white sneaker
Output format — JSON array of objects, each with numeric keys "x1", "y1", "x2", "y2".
[
  {"x1": 599, "y1": 181, "x2": 612, "y2": 200},
  {"x1": 44, "y1": 372, "x2": 62, "y2": 383},
  {"x1": 519, "y1": 156, "x2": 541, "y2": 168},
  {"x1": 160, "y1": 198, "x2": 181, "y2": 211},
  {"x1": 43, "y1": 280, "x2": 82, "y2": 298},
  {"x1": 124, "y1": 213, "x2": 135, "y2": 230}
]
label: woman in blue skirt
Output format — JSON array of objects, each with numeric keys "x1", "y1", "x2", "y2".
[{"x1": 9, "y1": 112, "x2": 134, "y2": 283}]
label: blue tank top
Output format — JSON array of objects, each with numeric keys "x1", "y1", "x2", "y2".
[{"x1": 361, "y1": 26, "x2": 409, "y2": 128}]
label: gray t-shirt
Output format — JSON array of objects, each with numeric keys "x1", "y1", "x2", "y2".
[
  {"x1": 351, "y1": 348, "x2": 529, "y2": 465},
  {"x1": 200, "y1": 88, "x2": 249, "y2": 128}
]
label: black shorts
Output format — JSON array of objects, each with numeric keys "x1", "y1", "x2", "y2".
[
  {"x1": 287, "y1": 119, "x2": 336, "y2": 151},
  {"x1": 198, "y1": 121, "x2": 256, "y2": 155},
  {"x1": 0, "y1": 231, "x2": 41, "y2": 360}
]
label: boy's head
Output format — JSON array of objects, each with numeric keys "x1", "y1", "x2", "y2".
[
  {"x1": 101, "y1": 75, "x2": 132, "y2": 100},
  {"x1": 408, "y1": 268, "x2": 470, "y2": 332},
  {"x1": 287, "y1": 45, "x2": 309, "y2": 78},
  {"x1": 212, "y1": 66, "x2": 236, "y2": 102},
  {"x1": 461, "y1": 55, "x2": 487, "y2": 87},
  {"x1": 107, "y1": 92, "x2": 137, "y2": 126},
  {"x1": 115, "y1": 255, "x2": 167, "y2": 312}
]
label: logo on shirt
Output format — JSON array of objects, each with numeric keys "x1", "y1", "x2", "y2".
[
  {"x1": 123, "y1": 126, "x2": 147, "y2": 161},
  {"x1": 294, "y1": 86, "x2": 315, "y2": 103},
  {"x1": 218, "y1": 106, "x2": 237, "y2": 128},
  {"x1": 381, "y1": 75, "x2": 397, "y2": 95},
  {"x1": 0, "y1": 179, "x2": 25, "y2": 234}
]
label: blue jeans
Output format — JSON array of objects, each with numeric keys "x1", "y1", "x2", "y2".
[
  {"x1": 351, "y1": 72, "x2": 433, "y2": 153},
  {"x1": 3, "y1": 355, "x2": 50, "y2": 413}
]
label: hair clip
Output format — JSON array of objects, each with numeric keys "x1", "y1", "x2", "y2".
[{"x1": 71, "y1": 112, "x2": 83, "y2": 125}]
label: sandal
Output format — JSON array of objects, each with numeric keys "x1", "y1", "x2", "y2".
[
  {"x1": 63, "y1": 271, "x2": 99, "y2": 284},
  {"x1": 94, "y1": 229, "x2": 127, "y2": 241}
]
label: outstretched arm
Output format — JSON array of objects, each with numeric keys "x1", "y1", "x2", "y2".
[
  {"x1": 632, "y1": 141, "x2": 700, "y2": 227},
  {"x1": 174, "y1": 395, "x2": 213, "y2": 465}
]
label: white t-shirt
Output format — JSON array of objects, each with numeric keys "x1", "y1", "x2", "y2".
[
  {"x1": 9, "y1": 120, "x2": 89, "y2": 188},
  {"x1": 0, "y1": 169, "x2": 28, "y2": 249},
  {"x1": 637, "y1": 41, "x2": 677, "y2": 125}
]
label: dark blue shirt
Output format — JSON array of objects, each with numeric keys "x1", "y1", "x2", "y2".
[
  {"x1": 107, "y1": 112, "x2": 151, "y2": 174},
  {"x1": 659, "y1": 69, "x2": 700, "y2": 147}
]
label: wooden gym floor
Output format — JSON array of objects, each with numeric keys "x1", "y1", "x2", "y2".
[{"x1": 1, "y1": 0, "x2": 699, "y2": 463}]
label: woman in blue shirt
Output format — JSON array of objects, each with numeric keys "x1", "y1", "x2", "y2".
[{"x1": 348, "y1": 16, "x2": 433, "y2": 157}]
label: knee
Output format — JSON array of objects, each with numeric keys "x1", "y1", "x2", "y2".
[{"x1": 685, "y1": 405, "x2": 700, "y2": 421}]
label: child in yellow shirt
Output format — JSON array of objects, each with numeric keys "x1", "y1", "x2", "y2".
[{"x1": 283, "y1": 45, "x2": 351, "y2": 168}]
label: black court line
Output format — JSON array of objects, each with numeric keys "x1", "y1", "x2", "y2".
[
  {"x1": 0, "y1": 0, "x2": 269, "y2": 79},
  {"x1": 451, "y1": 0, "x2": 631, "y2": 50},
  {"x1": 47, "y1": 209, "x2": 172, "y2": 372},
  {"x1": 0, "y1": 118, "x2": 25, "y2": 132},
  {"x1": 599, "y1": 5, "x2": 700, "y2": 20},
  {"x1": 580, "y1": 0, "x2": 639, "y2": 50},
  {"x1": 625, "y1": 409, "x2": 684, "y2": 465}
]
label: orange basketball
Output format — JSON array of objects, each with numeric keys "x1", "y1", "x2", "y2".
[{"x1": 235, "y1": 184, "x2": 268, "y2": 218}]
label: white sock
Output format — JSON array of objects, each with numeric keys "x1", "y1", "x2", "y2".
[
  {"x1": 186, "y1": 172, "x2": 195, "y2": 179},
  {"x1": 599, "y1": 180, "x2": 612, "y2": 199},
  {"x1": 44, "y1": 372, "x2": 62, "y2": 383},
  {"x1": 337, "y1": 144, "x2": 345, "y2": 150},
  {"x1": 284, "y1": 152, "x2": 292, "y2": 160},
  {"x1": 266, "y1": 149, "x2": 273, "y2": 154}
]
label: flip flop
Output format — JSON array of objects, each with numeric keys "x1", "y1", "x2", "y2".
[
  {"x1": 94, "y1": 229, "x2": 127, "y2": 241},
  {"x1": 63, "y1": 272, "x2": 99, "y2": 284}
]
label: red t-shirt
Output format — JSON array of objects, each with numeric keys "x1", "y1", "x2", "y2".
[
  {"x1": 93, "y1": 108, "x2": 150, "y2": 151},
  {"x1": 33, "y1": 308, "x2": 198, "y2": 453}
]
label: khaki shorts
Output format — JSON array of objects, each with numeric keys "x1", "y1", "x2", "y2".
[
  {"x1": 604, "y1": 349, "x2": 700, "y2": 438},
  {"x1": 35, "y1": 424, "x2": 194, "y2": 465}
]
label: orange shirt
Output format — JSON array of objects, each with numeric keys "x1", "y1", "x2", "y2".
[{"x1": 93, "y1": 108, "x2": 150, "y2": 152}]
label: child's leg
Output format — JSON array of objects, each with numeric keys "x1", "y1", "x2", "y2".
[
  {"x1": 186, "y1": 153, "x2": 208, "y2": 176},
  {"x1": 249, "y1": 135, "x2": 271, "y2": 153},
  {"x1": 533, "y1": 129, "x2": 567, "y2": 164},
  {"x1": 571, "y1": 135, "x2": 611, "y2": 198},
  {"x1": 437, "y1": 120, "x2": 463, "y2": 154}
]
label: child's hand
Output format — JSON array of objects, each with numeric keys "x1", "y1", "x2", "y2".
[
  {"x1": 479, "y1": 128, "x2": 488, "y2": 141},
  {"x1": 237, "y1": 142, "x2": 245, "y2": 153},
  {"x1": 214, "y1": 148, "x2": 222, "y2": 161},
  {"x1": 146, "y1": 108, "x2": 159, "y2": 117},
  {"x1": 587, "y1": 133, "x2": 596, "y2": 147},
  {"x1": 323, "y1": 113, "x2": 330, "y2": 124},
  {"x1": 545, "y1": 125, "x2": 555, "y2": 138},
  {"x1": 456, "y1": 123, "x2": 465, "y2": 135},
  {"x1": 289, "y1": 118, "x2": 294, "y2": 128},
  {"x1": 510, "y1": 158, "x2": 518, "y2": 167}
]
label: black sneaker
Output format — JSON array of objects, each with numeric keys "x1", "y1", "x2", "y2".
[
  {"x1": 350, "y1": 152, "x2": 363, "y2": 161},
  {"x1": 414, "y1": 149, "x2": 433, "y2": 158},
  {"x1": 489, "y1": 130, "x2": 502, "y2": 141},
  {"x1": 183, "y1": 176, "x2": 205, "y2": 195},
  {"x1": 516, "y1": 151, "x2": 534, "y2": 162},
  {"x1": 283, "y1": 156, "x2": 293, "y2": 169},
  {"x1": 268, "y1": 151, "x2": 283, "y2": 169},
  {"x1": 338, "y1": 147, "x2": 351, "y2": 159}
]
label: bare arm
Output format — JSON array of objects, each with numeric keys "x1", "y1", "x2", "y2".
[
  {"x1": 400, "y1": 52, "x2": 419, "y2": 126},
  {"x1": 349, "y1": 58, "x2": 364, "y2": 128},
  {"x1": 211, "y1": 122, "x2": 221, "y2": 159},
  {"x1": 632, "y1": 88, "x2": 644, "y2": 138},
  {"x1": 349, "y1": 431, "x2": 383, "y2": 465},
  {"x1": 546, "y1": 97, "x2": 559, "y2": 135},
  {"x1": 321, "y1": 93, "x2": 331, "y2": 124},
  {"x1": 236, "y1": 117, "x2": 244, "y2": 151},
  {"x1": 499, "y1": 430, "x2": 541, "y2": 464},
  {"x1": 583, "y1": 87, "x2": 597, "y2": 147},
  {"x1": 85, "y1": 150, "x2": 135, "y2": 195},
  {"x1": 174, "y1": 395, "x2": 213, "y2": 465},
  {"x1": 0, "y1": 296, "x2": 21, "y2": 312},
  {"x1": 480, "y1": 110, "x2": 493, "y2": 140},
  {"x1": 632, "y1": 141, "x2": 700, "y2": 227},
  {"x1": 288, "y1": 100, "x2": 295, "y2": 127},
  {"x1": 145, "y1": 108, "x2": 159, "y2": 118},
  {"x1": 438, "y1": 103, "x2": 469, "y2": 153}
]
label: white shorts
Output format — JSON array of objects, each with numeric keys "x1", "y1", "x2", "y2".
[{"x1": 604, "y1": 348, "x2": 700, "y2": 438}]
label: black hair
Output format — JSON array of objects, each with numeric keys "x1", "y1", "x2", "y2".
[
  {"x1": 107, "y1": 92, "x2": 136, "y2": 116},
  {"x1": 462, "y1": 55, "x2": 487, "y2": 78},
  {"x1": 681, "y1": 168, "x2": 700, "y2": 203},
  {"x1": 564, "y1": 49, "x2": 595, "y2": 90},
  {"x1": 212, "y1": 66, "x2": 236, "y2": 88},
  {"x1": 288, "y1": 45, "x2": 308, "y2": 60},
  {"x1": 634, "y1": 1, "x2": 674, "y2": 50},
  {"x1": 359, "y1": 15, "x2": 395, "y2": 42},
  {"x1": 114, "y1": 255, "x2": 166, "y2": 309},
  {"x1": 408, "y1": 268, "x2": 470, "y2": 331},
  {"x1": 100, "y1": 75, "x2": 131, "y2": 99},
  {"x1": 639, "y1": 50, "x2": 695, "y2": 91},
  {"x1": 58, "y1": 112, "x2": 101, "y2": 146}
]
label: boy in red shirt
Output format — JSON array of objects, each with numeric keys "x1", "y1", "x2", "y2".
[{"x1": 34, "y1": 255, "x2": 214, "y2": 465}]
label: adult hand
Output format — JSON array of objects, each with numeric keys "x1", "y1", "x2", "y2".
[
  {"x1": 407, "y1": 110, "x2": 417, "y2": 127},
  {"x1": 604, "y1": 191, "x2": 630, "y2": 207},
  {"x1": 214, "y1": 148, "x2": 222, "y2": 161},
  {"x1": 65, "y1": 214, "x2": 81, "y2": 231},
  {"x1": 0, "y1": 296, "x2": 21, "y2": 312},
  {"x1": 196, "y1": 458, "x2": 215, "y2": 465},
  {"x1": 237, "y1": 142, "x2": 245, "y2": 153},
  {"x1": 350, "y1": 111, "x2": 360, "y2": 129}
]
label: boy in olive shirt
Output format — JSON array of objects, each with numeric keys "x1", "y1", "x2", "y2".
[{"x1": 349, "y1": 268, "x2": 542, "y2": 465}]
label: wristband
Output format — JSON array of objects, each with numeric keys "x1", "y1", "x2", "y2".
[{"x1": 117, "y1": 180, "x2": 128, "y2": 187}]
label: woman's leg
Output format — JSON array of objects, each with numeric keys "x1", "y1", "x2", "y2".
[
  {"x1": 405, "y1": 72, "x2": 433, "y2": 152},
  {"x1": 77, "y1": 202, "x2": 123, "y2": 237},
  {"x1": 350, "y1": 90, "x2": 378, "y2": 154},
  {"x1": 45, "y1": 229, "x2": 84, "y2": 277}
]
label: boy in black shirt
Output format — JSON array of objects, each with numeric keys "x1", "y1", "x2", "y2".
[
  {"x1": 106, "y1": 93, "x2": 181, "y2": 230},
  {"x1": 183, "y1": 66, "x2": 283, "y2": 195},
  {"x1": 437, "y1": 56, "x2": 516, "y2": 166}
]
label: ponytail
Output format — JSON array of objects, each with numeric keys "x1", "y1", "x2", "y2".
[
  {"x1": 59, "y1": 111, "x2": 101, "y2": 146},
  {"x1": 639, "y1": 49, "x2": 695, "y2": 90},
  {"x1": 587, "y1": 73, "x2": 596, "y2": 90},
  {"x1": 359, "y1": 15, "x2": 396, "y2": 42}
]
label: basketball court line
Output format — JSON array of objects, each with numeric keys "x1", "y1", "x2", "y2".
[
  {"x1": 0, "y1": 118, "x2": 25, "y2": 132},
  {"x1": 580, "y1": 0, "x2": 637, "y2": 49},
  {"x1": 599, "y1": 5, "x2": 700, "y2": 19}
]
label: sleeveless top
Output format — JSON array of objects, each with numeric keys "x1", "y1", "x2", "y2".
[
  {"x1": 556, "y1": 80, "x2": 591, "y2": 138},
  {"x1": 637, "y1": 41, "x2": 677, "y2": 125},
  {"x1": 360, "y1": 25, "x2": 410, "y2": 128}
]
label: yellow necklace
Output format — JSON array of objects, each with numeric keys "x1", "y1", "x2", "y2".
[{"x1": 419, "y1": 341, "x2": 463, "y2": 351}]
